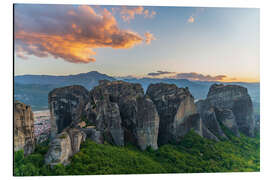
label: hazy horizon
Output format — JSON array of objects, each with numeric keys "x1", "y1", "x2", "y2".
[{"x1": 14, "y1": 5, "x2": 259, "y2": 83}]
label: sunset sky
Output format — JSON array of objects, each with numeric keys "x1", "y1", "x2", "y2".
[{"x1": 14, "y1": 4, "x2": 260, "y2": 82}]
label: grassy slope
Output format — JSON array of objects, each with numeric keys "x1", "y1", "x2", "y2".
[{"x1": 14, "y1": 130, "x2": 260, "y2": 176}]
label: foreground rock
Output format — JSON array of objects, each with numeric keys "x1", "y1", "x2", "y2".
[
  {"x1": 14, "y1": 101, "x2": 35, "y2": 155},
  {"x1": 45, "y1": 128, "x2": 86, "y2": 165},
  {"x1": 146, "y1": 83, "x2": 200, "y2": 145},
  {"x1": 48, "y1": 85, "x2": 89, "y2": 138},
  {"x1": 86, "y1": 80, "x2": 159, "y2": 150}
]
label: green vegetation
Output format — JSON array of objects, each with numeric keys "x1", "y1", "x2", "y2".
[{"x1": 14, "y1": 131, "x2": 260, "y2": 176}]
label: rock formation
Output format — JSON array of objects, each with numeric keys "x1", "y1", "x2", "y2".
[
  {"x1": 196, "y1": 84, "x2": 254, "y2": 137},
  {"x1": 14, "y1": 101, "x2": 35, "y2": 155},
  {"x1": 86, "y1": 80, "x2": 159, "y2": 150},
  {"x1": 45, "y1": 128, "x2": 86, "y2": 165},
  {"x1": 44, "y1": 81, "x2": 256, "y2": 166},
  {"x1": 206, "y1": 84, "x2": 254, "y2": 137},
  {"x1": 48, "y1": 85, "x2": 89, "y2": 138},
  {"x1": 146, "y1": 83, "x2": 200, "y2": 145}
]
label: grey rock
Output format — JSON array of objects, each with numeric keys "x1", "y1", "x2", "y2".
[
  {"x1": 48, "y1": 85, "x2": 89, "y2": 138},
  {"x1": 201, "y1": 107, "x2": 227, "y2": 139},
  {"x1": 215, "y1": 108, "x2": 240, "y2": 137},
  {"x1": 207, "y1": 84, "x2": 255, "y2": 137},
  {"x1": 87, "y1": 80, "x2": 159, "y2": 150},
  {"x1": 81, "y1": 127, "x2": 104, "y2": 144},
  {"x1": 135, "y1": 96, "x2": 159, "y2": 150},
  {"x1": 146, "y1": 83, "x2": 198, "y2": 145}
]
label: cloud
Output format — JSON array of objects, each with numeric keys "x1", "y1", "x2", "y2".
[
  {"x1": 14, "y1": 4, "x2": 153, "y2": 63},
  {"x1": 144, "y1": 32, "x2": 156, "y2": 44},
  {"x1": 171, "y1": 72, "x2": 227, "y2": 81},
  {"x1": 148, "y1": 70, "x2": 176, "y2": 77},
  {"x1": 187, "y1": 16, "x2": 195, "y2": 23},
  {"x1": 187, "y1": 8, "x2": 205, "y2": 24},
  {"x1": 120, "y1": 6, "x2": 156, "y2": 22}
]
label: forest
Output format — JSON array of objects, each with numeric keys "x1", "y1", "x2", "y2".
[{"x1": 14, "y1": 129, "x2": 260, "y2": 176}]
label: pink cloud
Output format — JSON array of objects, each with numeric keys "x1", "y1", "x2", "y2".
[{"x1": 15, "y1": 5, "x2": 154, "y2": 63}]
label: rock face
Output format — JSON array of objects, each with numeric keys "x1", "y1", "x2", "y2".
[
  {"x1": 45, "y1": 128, "x2": 86, "y2": 165},
  {"x1": 14, "y1": 101, "x2": 35, "y2": 155},
  {"x1": 146, "y1": 83, "x2": 199, "y2": 145},
  {"x1": 86, "y1": 80, "x2": 159, "y2": 150},
  {"x1": 215, "y1": 108, "x2": 240, "y2": 137},
  {"x1": 206, "y1": 84, "x2": 255, "y2": 137},
  {"x1": 196, "y1": 103, "x2": 227, "y2": 140},
  {"x1": 196, "y1": 84, "x2": 254, "y2": 138},
  {"x1": 48, "y1": 85, "x2": 89, "y2": 138},
  {"x1": 80, "y1": 127, "x2": 104, "y2": 144}
]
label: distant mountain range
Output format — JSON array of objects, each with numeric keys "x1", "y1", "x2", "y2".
[
  {"x1": 15, "y1": 71, "x2": 115, "y2": 89},
  {"x1": 14, "y1": 71, "x2": 260, "y2": 113}
]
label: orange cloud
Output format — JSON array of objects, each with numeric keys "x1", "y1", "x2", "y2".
[
  {"x1": 14, "y1": 5, "x2": 152, "y2": 63},
  {"x1": 187, "y1": 16, "x2": 195, "y2": 23},
  {"x1": 144, "y1": 32, "x2": 156, "y2": 45},
  {"x1": 120, "y1": 6, "x2": 156, "y2": 22},
  {"x1": 187, "y1": 8, "x2": 204, "y2": 24}
]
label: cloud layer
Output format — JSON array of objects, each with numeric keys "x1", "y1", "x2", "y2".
[
  {"x1": 148, "y1": 70, "x2": 176, "y2": 76},
  {"x1": 171, "y1": 72, "x2": 227, "y2": 81},
  {"x1": 15, "y1": 5, "x2": 155, "y2": 63},
  {"x1": 146, "y1": 71, "x2": 227, "y2": 81}
]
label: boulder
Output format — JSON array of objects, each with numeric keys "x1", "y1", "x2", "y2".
[
  {"x1": 14, "y1": 101, "x2": 35, "y2": 155},
  {"x1": 48, "y1": 85, "x2": 89, "y2": 138},
  {"x1": 45, "y1": 131, "x2": 72, "y2": 165},
  {"x1": 45, "y1": 128, "x2": 86, "y2": 166},
  {"x1": 146, "y1": 83, "x2": 199, "y2": 145}
]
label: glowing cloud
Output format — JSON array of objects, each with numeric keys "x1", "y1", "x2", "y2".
[
  {"x1": 187, "y1": 16, "x2": 195, "y2": 23},
  {"x1": 120, "y1": 6, "x2": 156, "y2": 22},
  {"x1": 144, "y1": 32, "x2": 156, "y2": 45},
  {"x1": 14, "y1": 5, "x2": 153, "y2": 63}
]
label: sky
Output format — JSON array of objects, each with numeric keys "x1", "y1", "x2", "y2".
[{"x1": 14, "y1": 4, "x2": 260, "y2": 82}]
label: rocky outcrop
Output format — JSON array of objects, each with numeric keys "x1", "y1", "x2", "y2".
[
  {"x1": 80, "y1": 127, "x2": 104, "y2": 144},
  {"x1": 202, "y1": 125, "x2": 220, "y2": 141},
  {"x1": 45, "y1": 128, "x2": 86, "y2": 165},
  {"x1": 206, "y1": 84, "x2": 255, "y2": 137},
  {"x1": 86, "y1": 80, "x2": 159, "y2": 150},
  {"x1": 215, "y1": 108, "x2": 240, "y2": 137},
  {"x1": 135, "y1": 96, "x2": 160, "y2": 150},
  {"x1": 14, "y1": 101, "x2": 35, "y2": 155},
  {"x1": 48, "y1": 85, "x2": 89, "y2": 138},
  {"x1": 196, "y1": 102, "x2": 227, "y2": 140},
  {"x1": 146, "y1": 83, "x2": 199, "y2": 145}
]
